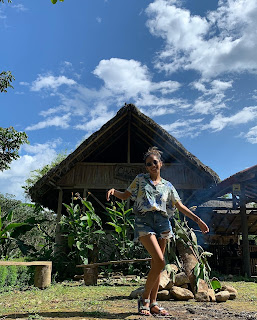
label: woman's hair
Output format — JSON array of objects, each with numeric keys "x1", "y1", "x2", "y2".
[{"x1": 143, "y1": 146, "x2": 163, "y2": 163}]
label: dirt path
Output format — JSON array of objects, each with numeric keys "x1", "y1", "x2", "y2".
[{"x1": 2, "y1": 299, "x2": 257, "y2": 320}]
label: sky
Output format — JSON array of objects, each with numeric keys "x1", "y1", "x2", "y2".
[{"x1": 0, "y1": 0, "x2": 257, "y2": 201}]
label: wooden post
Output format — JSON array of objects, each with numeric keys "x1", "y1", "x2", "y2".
[
  {"x1": 34, "y1": 264, "x2": 52, "y2": 289},
  {"x1": 240, "y1": 183, "x2": 251, "y2": 277},
  {"x1": 83, "y1": 266, "x2": 98, "y2": 285},
  {"x1": 54, "y1": 188, "x2": 63, "y2": 255}
]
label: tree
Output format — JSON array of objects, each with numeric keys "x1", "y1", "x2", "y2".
[
  {"x1": 51, "y1": 0, "x2": 64, "y2": 3},
  {"x1": 0, "y1": 71, "x2": 15, "y2": 93},
  {"x1": 23, "y1": 152, "x2": 67, "y2": 197},
  {"x1": 0, "y1": 127, "x2": 28, "y2": 172},
  {"x1": 0, "y1": 70, "x2": 28, "y2": 171}
]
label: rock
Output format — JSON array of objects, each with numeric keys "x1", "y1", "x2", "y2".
[
  {"x1": 129, "y1": 286, "x2": 144, "y2": 299},
  {"x1": 197, "y1": 279, "x2": 209, "y2": 293},
  {"x1": 170, "y1": 286, "x2": 194, "y2": 301},
  {"x1": 207, "y1": 289, "x2": 216, "y2": 302},
  {"x1": 221, "y1": 285, "x2": 238, "y2": 300},
  {"x1": 157, "y1": 290, "x2": 171, "y2": 301},
  {"x1": 194, "y1": 291, "x2": 210, "y2": 302},
  {"x1": 174, "y1": 272, "x2": 190, "y2": 287},
  {"x1": 165, "y1": 263, "x2": 179, "y2": 274},
  {"x1": 215, "y1": 290, "x2": 230, "y2": 302},
  {"x1": 180, "y1": 283, "x2": 189, "y2": 289},
  {"x1": 159, "y1": 270, "x2": 170, "y2": 290},
  {"x1": 165, "y1": 280, "x2": 174, "y2": 290}
]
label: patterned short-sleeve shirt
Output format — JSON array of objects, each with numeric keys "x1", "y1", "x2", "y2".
[{"x1": 127, "y1": 173, "x2": 181, "y2": 217}]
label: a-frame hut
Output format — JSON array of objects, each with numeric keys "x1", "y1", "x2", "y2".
[{"x1": 29, "y1": 104, "x2": 220, "y2": 218}]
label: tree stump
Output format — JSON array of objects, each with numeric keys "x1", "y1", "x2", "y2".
[
  {"x1": 176, "y1": 239, "x2": 198, "y2": 294},
  {"x1": 83, "y1": 266, "x2": 98, "y2": 285},
  {"x1": 34, "y1": 264, "x2": 52, "y2": 289}
]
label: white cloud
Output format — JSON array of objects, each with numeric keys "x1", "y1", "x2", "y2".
[
  {"x1": 93, "y1": 58, "x2": 180, "y2": 99},
  {"x1": 12, "y1": 4, "x2": 28, "y2": 12},
  {"x1": 19, "y1": 81, "x2": 29, "y2": 86},
  {"x1": 244, "y1": 125, "x2": 257, "y2": 144},
  {"x1": 39, "y1": 105, "x2": 70, "y2": 117},
  {"x1": 31, "y1": 75, "x2": 76, "y2": 91},
  {"x1": 96, "y1": 16, "x2": 102, "y2": 23},
  {"x1": 25, "y1": 113, "x2": 71, "y2": 131},
  {"x1": 0, "y1": 141, "x2": 60, "y2": 201},
  {"x1": 206, "y1": 106, "x2": 257, "y2": 131},
  {"x1": 146, "y1": 0, "x2": 257, "y2": 77},
  {"x1": 75, "y1": 103, "x2": 115, "y2": 132},
  {"x1": 161, "y1": 118, "x2": 204, "y2": 138}
]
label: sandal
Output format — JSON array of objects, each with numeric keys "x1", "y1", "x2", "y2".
[
  {"x1": 138, "y1": 297, "x2": 151, "y2": 316},
  {"x1": 150, "y1": 302, "x2": 169, "y2": 317}
]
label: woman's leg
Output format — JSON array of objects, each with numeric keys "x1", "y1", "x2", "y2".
[
  {"x1": 149, "y1": 237, "x2": 169, "y2": 315},
  {"x1": 149, "y1": 237, "x2": 167, "y2": 303},
  {"x1": 138, "y1": 234, "x2": 167, "y2": 315}
]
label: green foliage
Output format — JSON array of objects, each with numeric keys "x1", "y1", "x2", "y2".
[
  {"x1": 172, "y1": 209, "x2": 214, "y2": 291},
  {"x1": 51, "y1": 0, "x2": 64, "y2": 3},
  {"x1": 105, "y1": 201, "x2": 135, "y2": 260},
  {"x1": 0, "y1": 194, "x2": 56, "y2": 260},
  {"x1": 60, "y1": 193, "x2": 105, "y2": 265},
  {"x1": 0, "y1": 71, "x2": 15, "y2": 93},
  {"x1": 0, "y1": 263, "x2": 34, "y2": 290},
  {"x1": 0, "y1": 127, "x2": 28, "y2": 172}
]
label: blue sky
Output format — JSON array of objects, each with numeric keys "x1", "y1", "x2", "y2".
[{"x1": 1, "y1": 0, "x2": 257, "y2": 201}]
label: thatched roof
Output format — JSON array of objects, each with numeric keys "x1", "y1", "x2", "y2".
[{"x1": 29, "y1": 104, "x2": 220, "y2": 209}]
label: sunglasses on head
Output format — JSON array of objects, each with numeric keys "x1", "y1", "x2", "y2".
[{"x1": 146, "y1": 159, "x2": 159, "y2": 167}]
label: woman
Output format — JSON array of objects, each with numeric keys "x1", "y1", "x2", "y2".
[{"x1": 106, "y1": 147, "x2": 209, "y2": 316}]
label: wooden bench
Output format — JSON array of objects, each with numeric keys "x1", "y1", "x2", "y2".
[
  {"x1": 0, "y1": 261, "x2": 52, "y2": 289},
  {"x1": 77, "y1": 258, "x2": 151, "y2": 285}
]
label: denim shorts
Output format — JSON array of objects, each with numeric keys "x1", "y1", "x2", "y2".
[{"x1": 134, "y1": 211, "x2": 174, "y2": 242}]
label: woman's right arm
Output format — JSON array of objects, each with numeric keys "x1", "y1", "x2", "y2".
[{"x1": 106, "y1": 188, "x2": 131, "y2": 201}]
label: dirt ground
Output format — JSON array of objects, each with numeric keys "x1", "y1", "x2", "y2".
[
  {"x1": 2, "y1": 298, "x2": 257, "y2": 320},
  {"x1": 1, "y1": 280, "x2": 256, "y2": 320}
]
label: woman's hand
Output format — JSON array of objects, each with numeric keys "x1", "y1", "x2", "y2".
[
  {"x1": 106, "y1": 188, "x2": 115, "y2": 201},
  {"x1": 197, "y1": 219, "x2": 209, "y2": 234}
]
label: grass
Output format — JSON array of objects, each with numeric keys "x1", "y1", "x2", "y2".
[{"x1": 0, "y1": 279, "x2": 256, "y2": 319}]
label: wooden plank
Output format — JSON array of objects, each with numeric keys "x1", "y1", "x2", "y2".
[
  {"x1": 0, "y1": 261, "x2": 52, "y2": 266},
  {"x1": 77, "y1": 257, "x2": 151, "y2": 268}
]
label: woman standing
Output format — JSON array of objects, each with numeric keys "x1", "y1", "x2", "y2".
[{"x1": 106, "y1": 147, "x2": 209, "y2": 316}]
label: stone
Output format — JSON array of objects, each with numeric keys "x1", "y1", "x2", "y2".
[
  {"x1": 207, "y1": 289, "x2": 216, "y2": 302},
  {"x1": 174, "y1": 272, "x2": 190, "y2": 287},
  {"x1": 159, "y1": 270, "x2": 170, "y2": 290},
  {"x1": 129, "y1": 286, "x2": 144, "y2": 299},
  {"x1": 170, "y1": 286, "x2": 194, "y2": 301},
  {"x1": 197, "y1": 279, "x2": 209, "y2": 293},
  {"x1": 221, "y1": 285, "x2": 238, "y2": 299},
  {"x1": 194, "y1": 291, "x2": 210, "y2": 302},
  {"x1": 157, "y1": 290, "x2": 171, "y2": 301},
  {"x1": 166, "y1": 264, "x2": 179, "y2": 274},
  {"x1": 180, "y1": 283, "x2": 189, "y2": 289},
  {"x1": 165, "y1": 280, "x2": 174, "y2": 290},
  {"x1": 215, "y1": 290, "x2": 230, "y2": 302}
]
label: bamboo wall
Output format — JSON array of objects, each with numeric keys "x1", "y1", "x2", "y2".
[{"x1": 56, "y1": 162, "x2": 206, "y2": 190}]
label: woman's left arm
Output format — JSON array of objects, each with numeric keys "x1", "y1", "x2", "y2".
[{"x1": 175, "y1": 201, "x2": 209, "y2": 234}]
